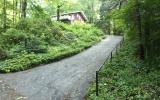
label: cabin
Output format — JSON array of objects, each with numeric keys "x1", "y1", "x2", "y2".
[{"x1": 52, "y1": 11, "x2": 88, "y2": 24}]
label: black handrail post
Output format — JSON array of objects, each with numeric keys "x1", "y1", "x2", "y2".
[
  {"x1": 116, "y1": 45, "x2": 118, "y2": 54},
  {"x1": 96, "y1": 71, "x2": 99, "y2": 96},
  {"x1": 123, "y1": 36, "x2": 125, "y2": 42},
  {"x1": 110, "y1": 52, "x2": 112, "y2": 62},
  {"x1": 121, "y1": 37, "x2": 124, "y2": 47}
]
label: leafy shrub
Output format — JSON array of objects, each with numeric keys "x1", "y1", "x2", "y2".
[
  {"x1": 49, "y1": 26, "x2": 64, "y2": 39},
  {"x1": 15, "y1": 19, "x2": 30, "y2": 30},
  {"x1": 0, "y1": 53, "x2": 42, "y2": 72},
  {"x1": 2, "y1": 28, "x2": 27, "y2": 45},
  {"x1": 0, "y1": 47, "x2": 8, "y2": 60},
  {"x1": 24, "y1": 36, "x2": 47, "y2": 53},
  {"x1": 15, "y1": 18, "x2": 69, "y2": 45},
  {"x1": 64, "y1": 32, "x2": 77, "y2": 41},
  {"x1": 16, "y1": 18, "x2": 52, "y2": 34},
  {"x1": 0, "y1": 20, "x2": 104, "y2": 73},
  {"x1": 0, "y1": 27, "x2": 3, "y2": 33}
]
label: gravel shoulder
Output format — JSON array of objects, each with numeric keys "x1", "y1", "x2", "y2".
[{"x1": 0, "y1": 36, "x2": 123, "y2": 100}]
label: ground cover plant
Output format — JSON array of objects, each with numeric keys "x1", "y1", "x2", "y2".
[
  {"x1": 86, "y1": 39, "x2": 160, "y2": 99},
  {"x1": 0, "y1": 18, "x2": 104, "y2": 73}
]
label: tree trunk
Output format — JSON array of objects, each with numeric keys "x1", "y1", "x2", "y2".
[
  {"x1": 57, "y1": 5, "x2": 60, "y2": 21},
  {"x1": 144, "y1": 13, "x2": 151, "y2": 59},
  {"x1": 19, "y1": 0, "x2": 22, "y2": 19},
  {"x1": 3, "y1": 0, "x2": 7, "y2": 31},
  {"x1": 135, "y1": 0, "x2": 145, "y2": 60},
  {"x1": 91, "y1": 2, "x2": 94, "y2": 23},
  {"x1": 15, "y1": 0, "x2": 18, "y2": 23},
  {"x1": 119, "y1": 1, "x2": 122, "y2": 9},
  {"x1": 21, "y1": 0, "x2": 27, "y2": 18},
  {"x1": 13, "y1": 0, "x2": 15, "y2": 24}
]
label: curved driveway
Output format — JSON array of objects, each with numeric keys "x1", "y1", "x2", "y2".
[{"x1": 0, "y1": 36, "x2": 123, "y2": 100}]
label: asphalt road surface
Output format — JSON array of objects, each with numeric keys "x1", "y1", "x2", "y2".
[{"x1": 0, "y1": 35, "x2": 123, "y2": 100}]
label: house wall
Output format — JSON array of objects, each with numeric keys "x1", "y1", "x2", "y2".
[
  {"x1": 61, "y1": 13, "x2": 85, "y2": 23},
  {"x1": 71, "y1": 13, "x2": 85, "y2": 23}
]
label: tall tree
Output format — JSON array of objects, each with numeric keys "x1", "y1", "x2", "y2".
[
  {"x1": 135, "y1": 0, "x2": 145, "y2": 59},
  {"x1": 13, "y1": 0, "x2": 15, "y2": 24},
  {"x1": 21, "y1": 0, "x2": 27, "y2": 18},
  {"x1": 3, "y1": 0, "x2": 7, "y2": 31},
  {"x1": 15, "y1": 0, "x2": 18, "y2": 23},
  {"x1": 57, "y1": 4, "x2": 63, "y2": 21}
]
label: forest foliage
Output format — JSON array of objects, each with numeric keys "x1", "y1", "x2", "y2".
[
  {"x1": 86, "y1": 0, "x2": 160, "y2": 99},
  {"x1": 99, "y1": 0, "x2": 160, "y2": 61},
  {"x1": 0, "y1": 18, "x2": 104, "y2": 73},
  {"x1": 0, "y1": 0, "x2": 105, "y2": 72}
]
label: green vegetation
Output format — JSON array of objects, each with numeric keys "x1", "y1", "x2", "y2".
[
  {"x1": 86, "y1": 39, "x2": 160, "y2": 99},
  {"x1": 0, "y1": 0, "x2": 105, "y2": 73},
  {"x1": 0, "y1": 0, "x2": 159, "y2": 99},
  {"x1": 86, "y1": 0, "x2": 160, "y2": 99},
  {"x1": 0, "y1": 18, "x2": 104, "y2": 73}
]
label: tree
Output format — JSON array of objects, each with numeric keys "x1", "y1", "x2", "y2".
[
  {"x1": 135, "y1": 0, "x2": 145, "y2": 60},
  {"x1": 78, "y1": 0, "x2": 100, "y2": 23},
  {"x1": 21, "y1": 0, "x2": 27, "y2": 18},
  {"x1": 99, "y1": 0, "x2": 126, "y2": 34},
  {"x1": 13, "y1": 0, "x2": 15, "y2": 24},
  {"x1": 3, "y1": 0, "x2": 7, "y2": 31}
]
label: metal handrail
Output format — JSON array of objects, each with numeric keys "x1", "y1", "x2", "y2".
[{"x1": 96, "y1": 36, "x2": 124, "y2": 96}]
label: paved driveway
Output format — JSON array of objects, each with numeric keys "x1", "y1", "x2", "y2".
[{"x1": 0, "y1": 36, "x2": 123, "y2": 100}]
